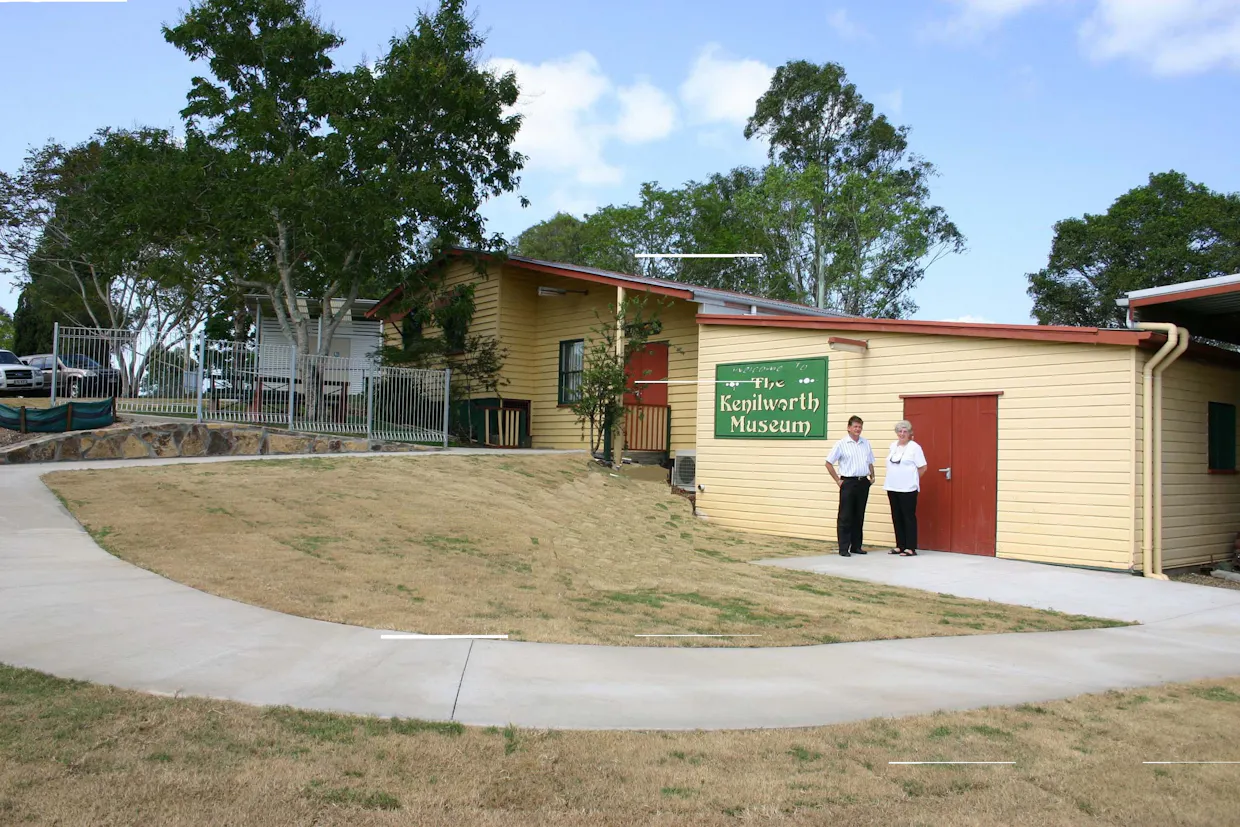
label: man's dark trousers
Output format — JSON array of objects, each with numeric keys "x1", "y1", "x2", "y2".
[{"x1": 837, "y1": 477, "x2": 871, "y2": 555}]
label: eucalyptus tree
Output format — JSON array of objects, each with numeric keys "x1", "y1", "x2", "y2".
[
  {"x1": 746, "y1": 60, "x2": 963, "y2": 316},
  {"x1": 163, "y1": 0, "x2": 526, "y2": 362},
  {"x1": 0, "y1": 127, "x2": 216, "y2": 388}
]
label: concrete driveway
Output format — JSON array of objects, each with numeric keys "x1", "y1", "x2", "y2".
[{"x1": 3, "y1": 451, "x2": 1240, "y2": 731}]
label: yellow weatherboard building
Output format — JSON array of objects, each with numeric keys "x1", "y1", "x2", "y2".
[{"x1": 371, "y1": 254, "x2": 1240, "y2": 578}]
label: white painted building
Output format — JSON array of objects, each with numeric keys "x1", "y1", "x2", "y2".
[{"x1": 247, "y1": 296, "x2": 383, "y2": 395}]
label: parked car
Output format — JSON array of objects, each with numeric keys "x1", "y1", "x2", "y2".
[
  {"x1": 21, "y1": 353, "x2": 121, "y2": 398},
  {"x1": 0, "y1": 349, "x2": 46, "y2": 396}
]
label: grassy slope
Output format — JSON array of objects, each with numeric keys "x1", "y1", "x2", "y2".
[{"x1": 44, "y1": 454, "x2": 1127, "y2": 646}]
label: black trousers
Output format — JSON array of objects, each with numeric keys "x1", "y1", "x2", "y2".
[
  {"x1": 837, "y1": 477, "x2": 871, "y2": 554},
  {"x1": 887, "y1": 490, "x2": 919, "y2": 551}
]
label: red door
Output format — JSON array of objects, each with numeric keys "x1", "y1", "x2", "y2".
[
  {"x1": 904, "y1": 397, "x2": 953, "y2": 552},
  {"x1": 902, "y1": 394, "x2": 998, "y2": 556},
  {"x1": 624, "y1": 342, "x2": 669, "y2": 406}
]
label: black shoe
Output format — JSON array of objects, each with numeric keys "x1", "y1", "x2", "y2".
[
  {"x1": 853, "y1": 549, "x2": 868, "y2": 555},
  {"x1": 840, "y1": 550, "x2": 851, "y2": 557}
]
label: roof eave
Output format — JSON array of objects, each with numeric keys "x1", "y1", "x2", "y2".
[
  {"x1": 1122, "y1": 272, "x2": 1240, "y2": 303},
  {"x1": 695, "y1": 313, "x2": 1153, "y2": 346},
  {"x1": 366, "y1": 247, "x2": 849, "y2": 319}
]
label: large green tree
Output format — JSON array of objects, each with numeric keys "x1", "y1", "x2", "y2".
[
  {"x1": 0, "y1": 128, "x2": 215, "y2": 383},
  {"x1": 745, "y1": 60, "x2": 964, "y2": 316},
  {"x1": 515, "y1": 61, "x2": 961, "y2": 318},
  {"x1": 1028, "y1": 171, "x2": 1240, "y2": 327},
  {"x1": 513, "y1": 212, "x2": 597, "y2": 265},
  {"x1": 513, "y1": 206, "x2": 647, "y2": 276},
  {"x1": 163, "y1": 0, "x2": 525, "y2": 360},
  {"x1": 513, "y1": 167, "x2": 804, "y2": 302}
]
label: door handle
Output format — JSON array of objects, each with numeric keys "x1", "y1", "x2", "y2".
[{"x1": 939, "y1": 467, "x2": 952, "y2": 480}]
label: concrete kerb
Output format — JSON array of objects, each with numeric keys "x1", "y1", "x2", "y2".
[{"x1": 3, "y1": 450, "x2": 1240, "y2": 730}]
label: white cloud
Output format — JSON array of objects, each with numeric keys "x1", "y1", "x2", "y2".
[
  {"x1": 929, "y1": 0, "x2": 1240, "y2": 74},
  {"x1": 546, "y1": 189, "x2": 601, "y2": 218},
  {"x1": 1080, "y1": 0, "x2": 1240, "y2": 75},
  {"x1": 679, "y1": 44, "x2": 775, "y2": 125},
  {"x1": 828, "y1": 8, "x2": 870, "y2": 40},
  {"x1": 490, "y1": 53, "x2": 685, "y2": 188},
  {"x1": 489, "y1": 53, "x2": 619, "y2": 185},
  {"x1": 929, "y1": 0, "x2": 1052, "y2": 41},
  {"x1": 615, "y1": 80, "x2": 677, "y2": 143},
  {"x1": 487, "y1": 55, "x2": 680, "y2": 188},
  {"x1": 877, "y1": 88, "x2": 904, "y2": 116}
]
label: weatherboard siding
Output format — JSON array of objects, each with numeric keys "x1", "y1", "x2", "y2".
[
  {"x1": 694, "y1": 324, "x2": 1139, "y2": 570},
  {"x1": 497, "y1": 266, "x2": 540, "y2": 401},
  {"x1": 401, "y1": 259, "x2": 502, "y2": 398},
  {"x1": 530, "y1": 273, "x2": 622, "y2": 450},
  {"x1": 1155, "y1": 354, "x2": 1240, "y2": 569},
  {"x1": 659, "y1": 299, "x2": 699, "y2": 455},
  {"x1": 489, "y1": 267, "x2": 701, "y2": 451}
]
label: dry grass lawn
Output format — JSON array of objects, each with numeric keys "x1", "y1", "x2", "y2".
[
  {"x1": 1, "y1": 395, "x2": 55, "y2": 408},
  {"x1": 44, "y1": 453, "x2": 1127, "y2": 646},
  {"x1": 2, "y1": 662, "x2": 1238, "y2": 826}
]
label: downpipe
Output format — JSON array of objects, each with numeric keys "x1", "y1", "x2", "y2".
[
  {"x1": 1154, "y1": 326, "x2": 1190, "y2": 578},
  {"x1": 1136, "y1": 323, "x2": 1190, "y2": 579}
]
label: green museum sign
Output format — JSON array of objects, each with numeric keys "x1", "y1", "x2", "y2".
[{"x1": 714, "y1": 357, "x2": 828, "y2": 439}]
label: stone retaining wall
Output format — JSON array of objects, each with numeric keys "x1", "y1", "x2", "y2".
[{"x1": 0, "y1": 421, "x2": 436, "y2": 465}]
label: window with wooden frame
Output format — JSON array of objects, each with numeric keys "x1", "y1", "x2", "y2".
[
  {"x1": 1208, "y1": 401, "x2": 1237, "y2": 472},
  {"x1": 400, "y1": 313, "x2": 423, "y2": 346},
  {"x1": 433, "y1": 298, "x2": 469, "y2": 355},
  {"x1": 558, "y1": 339, "x2": 584, "y2": 405}
]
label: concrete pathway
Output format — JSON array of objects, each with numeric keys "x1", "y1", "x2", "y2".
[{"x1": 3, "y1": 451, "x2": 1240, "y2": 731}]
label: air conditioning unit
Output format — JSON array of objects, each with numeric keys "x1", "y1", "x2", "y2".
[{"x1": 670, "y1": 450, "x2": 696, "y2": 491}]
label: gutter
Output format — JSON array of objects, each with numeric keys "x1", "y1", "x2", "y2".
[{"x1": 1136, "y1": 323, "x2": 1190, "y2": 579}]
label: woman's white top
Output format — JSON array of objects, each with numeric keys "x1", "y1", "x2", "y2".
[{"x1": 884, "y1": 440, "x2": 927, "y2": 492}]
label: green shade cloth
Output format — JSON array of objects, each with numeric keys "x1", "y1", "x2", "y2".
[{"x1": 0, "y1": 399, "x2": 115, "y2": 433}]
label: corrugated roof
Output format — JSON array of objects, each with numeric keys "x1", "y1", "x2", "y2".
[
  {"x1": 1117, "y1": 274, "x2": 1240, "y2": 346},
  {"x1": 1117, "y1": 273, "x2": 1240, "y2": 304},
  {"x1": 493, "y1": 252, "x2": 852, "y2": 318}
]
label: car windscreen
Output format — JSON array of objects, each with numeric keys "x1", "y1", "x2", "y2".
[
  {"x1": 0, "y1": 351, "x2": 22, "y2": 365},
  {"x1": 63, "y1": 354, "x2": 104, "y2": 369}
]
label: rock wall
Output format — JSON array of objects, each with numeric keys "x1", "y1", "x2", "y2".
[{"x1": 0, "y1": 422, "x2": 435, "y2": 465}]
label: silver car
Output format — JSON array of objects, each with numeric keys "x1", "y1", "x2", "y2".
[
  {"x1": 21, "y1": 353, "x2": 121, "y2": 398},
  {"x1": 0, "y1": 349, "x2": 46, "y2": 396}
]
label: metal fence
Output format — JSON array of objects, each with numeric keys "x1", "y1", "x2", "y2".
[
  {"x1": 371, "y1": 365, "x2": 453, "y2": 444},
  {"x1": 48, "y1": 323, "x2": 449, "y2": 445},
  {"x1": 49, "y1": 325, "x2": 141, "y2": 402},
  {"x1": 202, "y1": 338, "x2": 296, "y2": 426}
]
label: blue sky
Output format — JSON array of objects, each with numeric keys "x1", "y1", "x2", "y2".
[{"x1": 2, "y1": 0, "x2": 1238, "y2": 324}]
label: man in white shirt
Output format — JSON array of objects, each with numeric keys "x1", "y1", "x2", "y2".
[{"x1": 824, "y1": 415, "x2": 876, "y2": 557}]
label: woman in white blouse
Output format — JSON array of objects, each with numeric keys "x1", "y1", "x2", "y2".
[{"x1": 885, "y1": 420, "x2": 927, "y2": 556}]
